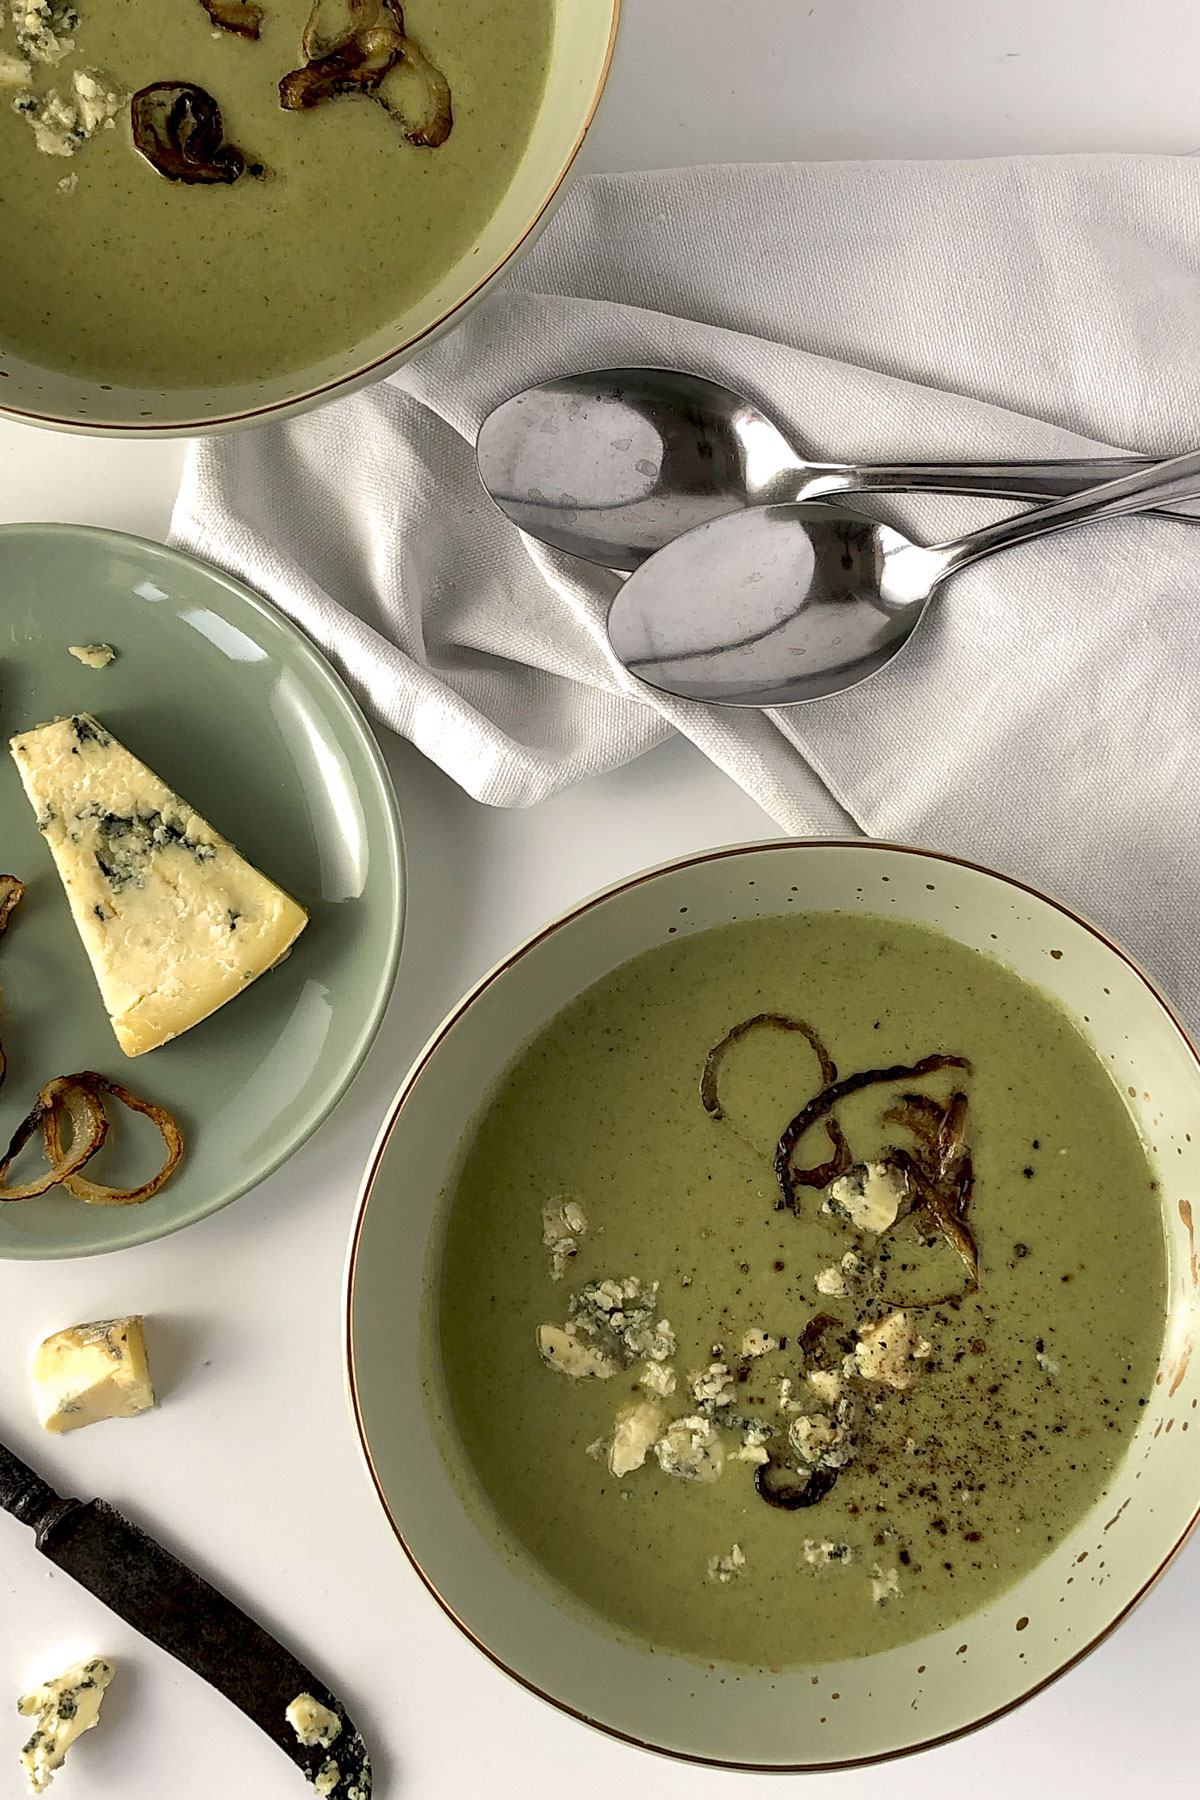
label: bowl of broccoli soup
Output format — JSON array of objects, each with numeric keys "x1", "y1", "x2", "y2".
[
  {"x1": 346, "y1": 840, "x2": 1200, "y2": 1768},
  {"x1": 0, "y1": 0, "x2": 617, "y2": 433}
]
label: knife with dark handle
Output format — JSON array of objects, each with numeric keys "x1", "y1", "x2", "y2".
[{"x1": 0, "y1": 1437, "x2": 372, "y2": 1797}]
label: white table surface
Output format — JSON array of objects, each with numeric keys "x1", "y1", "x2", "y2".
[{"x1": 2, "y1": 3, "x2": 1199, "y2": 1796}]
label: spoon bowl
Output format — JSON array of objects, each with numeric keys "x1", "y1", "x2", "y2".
[
  {"x1": 475, "y1": 369, "x2": 800, "y2": 569},
  {"x1": 476, "y1": 367, "x2": 1200, "y2": 571},
  {"x1": 607, "y1": 445, "x2": 1200, "y2": 707},
  {"x1": 606, "y1": 502, "x2": 926, "y2": 706}
]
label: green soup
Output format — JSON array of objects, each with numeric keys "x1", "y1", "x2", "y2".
[
  {"x1": 434, "y1": 913, "x2": 1167, "y2": 1667},
  {"x1": 0, "y1": 0, "x2": 553, "y2": 386}
]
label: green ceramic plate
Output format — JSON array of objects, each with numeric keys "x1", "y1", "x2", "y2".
[{"x1": 0, "y1": 524, "x2": 404, "y2": 1260}]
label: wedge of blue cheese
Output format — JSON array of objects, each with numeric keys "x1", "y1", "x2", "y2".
[{"x1": 10, "y1": 714, "x2": 308, "y2": 1055}]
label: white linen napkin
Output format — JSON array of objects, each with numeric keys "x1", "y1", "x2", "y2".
[{"x1": 171, "y1": 156, "x2": 1200, "y2": 1024}]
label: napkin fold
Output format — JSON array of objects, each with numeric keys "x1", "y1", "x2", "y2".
[{"x1": 172, "y1": 156, "x2": 1200, "y2": 1024}]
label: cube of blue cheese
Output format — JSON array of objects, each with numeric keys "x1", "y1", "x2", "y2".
[
  {"x1": 32, "y1": 1317, "x2": 155, "y2": 1433},
  {"x1": 10, "y1": 715, "x2": 308, "y2": 1055},
  {"x1": 17, "y1": 1656, "x2": 113, "y2": 1795}
]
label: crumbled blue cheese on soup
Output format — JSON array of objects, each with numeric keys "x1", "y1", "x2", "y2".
[
  {"x1": 687, "y1": 1361, "x2": 736, "y2": 1407},
  {"x1": 536, "y1": 1323, "x2": 617, "y2": 1380},
  {"x1": 729, "y1": 1419, "x2": 773, "y2": 1465},
  {"x1": 854, "y1": 1310, "x2": 930, "y2": 1390},
  {"x1": 314, "y1": 1761, "x2": 340, "y2": 1798},
  {"x1": 870, "y1": 1564, "x2": 902, "y2": 1606},
  {"x1": 823, "y1": 1159, "x2": 910, "y2": 1234},
  {"x1": 603, "y1": 1398, "x2": 665, "y2": 1477},
  {"x1": 17, "y1": 1655, "x2": 113, "y2": 1794},
  {"x1": 806, "y1": 1368, "x2": 843, "y2": 1406},
  {"x1": 11, "y1": 0, "x2": 77, "y2": 66},
  {"x1": 801, "y1": 1539, "x2": 853, "y2": 1570},
  {"x1": 541, "y1": 1195, "x2": 588, "y2": 1280},
  {"x1": 654, "y1": 1414, "x2": 724, "y2": 1483},
  {"x1": 68, "y1": 643, "x2": 116, "y2": 668},
  {"x1": 639, "y1": 1358, "x2": 676, "y2": 1396},
  {"x1": 566, "y1": 1277, "x2": 675, "y2": 1365},
  {"x1": 286, "y1": 1694, "x2": 342, "y2": 1750},
  {"x1": 0, "y1": 48, "x2": 31, "y2": 83},
  {"x1": 706, "y1": 1544, "x2": 745, "y2": 1584},
  {"x1": 12, "y1": 66, "x2": 121, "y2": 157},
  {"x1": 740, "y1": 1327, "x2": 779, "y2": 1358}
]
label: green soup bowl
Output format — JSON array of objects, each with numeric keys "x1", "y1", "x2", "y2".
[
  {"x1": 345, "y1": 839, "x2": 1200, "y2": 1768},
  {"x1": 0, "y1": 0, "x2": 618, "y2": 436}
]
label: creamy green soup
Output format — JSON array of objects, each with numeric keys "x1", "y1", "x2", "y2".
[
  {"x1": 0, "y1": 0, "x2": 553, "y2": 386},
  {"x1": 433, "y1": 913, "x2": 1167, "y2": 1666}
]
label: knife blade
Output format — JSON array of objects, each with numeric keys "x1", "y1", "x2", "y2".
[{"x1": 0, "y1": 1437, "x2": 372, "y2": 1797}]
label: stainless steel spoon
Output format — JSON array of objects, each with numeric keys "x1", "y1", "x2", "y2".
[
  {"x1": 475, "y1": 368, "x2": 1200, "y2": 570},
  {"x1": 605, "y1": 446, "x2": 1200, "y2": 708}
]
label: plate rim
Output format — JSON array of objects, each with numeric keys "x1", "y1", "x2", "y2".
[
  {"x1": 0, "y1": 520, "x2": 406, "y2": 1260},
  {"x1": 343, "y1": 835, "x2": 1200, "y2": 1771},
  {"x1": 0, "y1": 0, "x2": 622, "y2": 438}
]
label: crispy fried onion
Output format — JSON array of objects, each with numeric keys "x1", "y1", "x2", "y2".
[
  {"x1": 754, "y1": 1456, "x2": 840, "y2": 1511},
  {"x1": 131, "y1": 83, "x2": 252, "y2": 184},
  {"x1": 199, "y1": 0, "x2": 264, "y2": 37},
  {"x1": 774, "y1": 1054, "x2": 969, "y2": 1215},
  {"x1": 279, "y1": 0, "x2": 453, "y2": 146},
  {"x1": 702, "y1": 1012, "x2": 851, "y2": 1190},
  {"x1": 884, "y1": 1088, "x2": 979, "y2": 1287},
  {"x1": 0, "y1": 1073, "x2": 182, "y2": 1206}
]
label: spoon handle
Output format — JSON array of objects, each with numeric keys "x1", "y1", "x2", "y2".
[
  {"x1": 931, "y1": 446, "x2": 1200, "y2": 579},
  {"x1": 825, "y1": 458, "x2": 1200, "y2": 523}
]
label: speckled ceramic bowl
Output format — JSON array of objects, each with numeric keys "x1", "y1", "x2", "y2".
[
  {"x1": 0, "y1": 1, "x2": 617, "y2": 436},
  {"x1": 346, "y1": 840, "x2": 1200, "y2": 1768}
]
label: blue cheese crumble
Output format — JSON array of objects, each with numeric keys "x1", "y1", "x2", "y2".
[
  {"x1": 706, "y1": 1544, "x2": 745, "y2": 1584},
  {"x1": 823, "y1": 1159, "x2": 910, "y2": 1234},
  {"x1": 17, "y1": 1655, "x2": 113, "y2": 1795},
  {"x1": 541, "y1": 1195, "x2": 588, "y2": 1280},
  {"x1": 11, "y1": 0, "x2": 78, "y2": 67},
  {"x1": 12, "y1": 67, "x2": 121, "y2": 157},
  {"x1": 653, "y1": 1414, "x2": 724, "y2": 1483},
  {"x1": 286, "y1": 1694, "x2": 342, "y2": 1750}
]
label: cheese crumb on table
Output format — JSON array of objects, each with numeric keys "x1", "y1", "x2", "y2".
[
  {"x1": 17, "y1": 1655, "x2": 113, "y2": 1795},
  {"x1": 32, "y1": 1316, "x2": 155, "y2": 1433}
]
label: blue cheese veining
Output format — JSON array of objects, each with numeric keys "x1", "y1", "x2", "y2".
[
  {"x1": 10, "y1": 714, "x2": 308, "y2": 1055},
  {"x1": 17, "y1": 1655, "x2": 113, "y2": 1795},
  {"x1": 32, "y1": 1316, "x2": 155, "y2": 1433}
]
